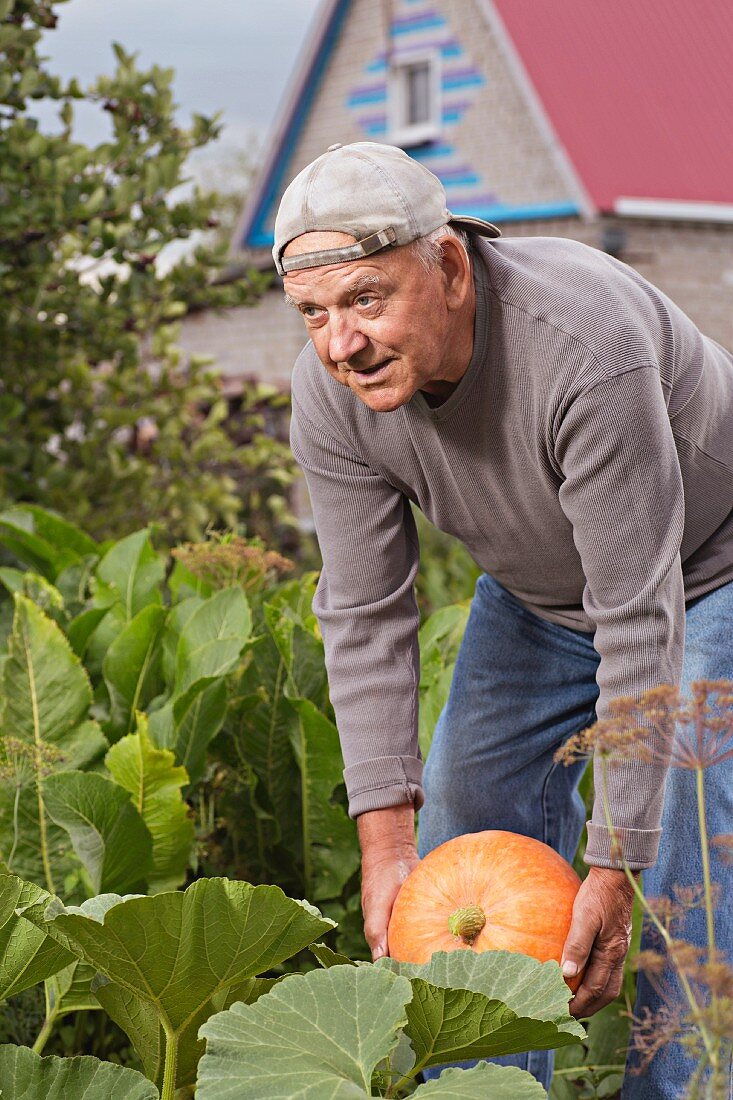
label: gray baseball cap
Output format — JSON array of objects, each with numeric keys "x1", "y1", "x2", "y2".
[{"x1": 273, "y1": 141, "x2": 501, "y2": 276}]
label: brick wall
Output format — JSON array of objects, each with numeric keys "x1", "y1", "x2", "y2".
[
  {"x1": 178, "y1": 289, "x2": 307, "y2": 389},
  {"x1": 503, "y1": 216, "x2": 733, "y2": 353}
]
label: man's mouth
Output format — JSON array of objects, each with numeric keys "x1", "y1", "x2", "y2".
[{"x1": 348, "y1": 358, "x2": 393, "y2": 383}]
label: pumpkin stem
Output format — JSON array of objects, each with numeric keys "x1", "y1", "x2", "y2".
[{"x1": 447, "y1": 904, "x2": 486, "y2": 945}]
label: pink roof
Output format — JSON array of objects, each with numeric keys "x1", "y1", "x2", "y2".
[{"x1": 492, "y1": 0, "x2": 733, "y2": 210}]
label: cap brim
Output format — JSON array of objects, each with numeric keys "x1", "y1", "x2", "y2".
[{"x1": 448, "y1": 214, "x2": 502, "y2": 239}]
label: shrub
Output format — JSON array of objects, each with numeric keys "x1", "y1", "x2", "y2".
[{"x1": 0, "y1": 0, "x2": 295, "y2": 544}]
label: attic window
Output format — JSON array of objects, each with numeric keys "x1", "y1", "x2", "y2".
[{"x1": 388, "y1": 51, "x2": 441, "y2": 147}]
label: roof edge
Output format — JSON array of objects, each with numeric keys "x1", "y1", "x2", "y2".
[
  {"x1": 615, "y1": 197, "x2": 733, "y2": 224},
  {"x1": 230, "y1": 0, "x2": 350, "y2": 259}
]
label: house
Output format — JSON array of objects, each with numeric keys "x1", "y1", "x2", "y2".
[{"x1": 179, "y1": 0, "x2": 733, "y2": 387}]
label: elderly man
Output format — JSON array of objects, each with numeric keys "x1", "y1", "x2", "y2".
[{"x1": 275, "y1": 141, "x2": 733, "y2": 1097}]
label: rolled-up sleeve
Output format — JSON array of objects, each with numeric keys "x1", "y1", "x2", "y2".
[
  {"x1": 290, "y1": 394, "x2": 423, "y2": 818},
  {"x1": 554, "y1": 365, "x2": 685, "y2": 869}
]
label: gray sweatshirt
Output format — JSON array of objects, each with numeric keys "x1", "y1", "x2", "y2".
[{"x1": 289, "y1": 235, "x2": 733, "y2": 869}]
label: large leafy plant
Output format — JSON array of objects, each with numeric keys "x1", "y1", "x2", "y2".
[
  {"x1": 0, "y1": 509, "x2": 247, "y2": 901},
  {"x1": 0, "y1": 503, "x2": 469, "y2": 963},
  {"x1": 197, "y1": 950, "x2": 584, "y2": 1097},
  {"x1": 3, "y1": 866, "x2": 586, "y2": 1099},
  {"x1": 16, "y1": 875, "x2": 336, "y2": 1097},
  {"x1": 0, "y1": 1044, "x2": 158, "y2": 1098}
]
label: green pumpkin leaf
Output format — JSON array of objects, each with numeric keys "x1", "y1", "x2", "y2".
[
  {"x1": 378, "y1": 951, "x2": 584, "y2": 1070},
  {"x1": 309, "y1": 942, "x2": 354, "y2": 968},
  {"x1": 102, "y1": 604, "x2": 166, "y2": 740},
  {"x1": 45, "y1": 958, "x2": 102, "y2": 1018},
  {"x1": 25, "y1": 878, "x2": 335, "y2": 1093},
  {"x1": 43, "y1": 771, "x2": 153, "y2": 895},
  {"x1": 0, "y1": 875, "x2": 75, "y2": 1000},
  {"x1": 412, "y1": 1062, "x2": 549, "y2": 1097},
  {"x1": 0, "y1": 1044, "x2": 158, "y2": 1098},
  {"x1": 92, "y1": 971, "x2": 281, "y2": 1090},
  {"x1": 197, "y1": 964, "x2": 412, "y2": 1098},
  {"x1": 380, "y1": 950, "x2": 581, "y2": 1023},
  {"x1": 106, "y1": 714, "x2": 194, "y2": 892}
]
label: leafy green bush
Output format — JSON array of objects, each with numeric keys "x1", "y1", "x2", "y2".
[
  {"x1": 0, "y1": 505, "x2": 364, "y2": 945},
  {"x1": 0, "y1": 504, "x2": 474, "y2": 959},
  {"x1": 0, "y1": 0, "x2": 295, "y2": 544},
  {"x1": 0, "y1": 504, "x2": 589, "y2": 1096}
]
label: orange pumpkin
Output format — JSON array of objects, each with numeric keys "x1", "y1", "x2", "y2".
[{"x1": 387, "y1": 830, "x2": 583, "y2": 990}]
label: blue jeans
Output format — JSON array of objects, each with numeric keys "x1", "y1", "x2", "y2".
[{"x1": 417, "y1": 573, "x2": 733, "y2": 1098}]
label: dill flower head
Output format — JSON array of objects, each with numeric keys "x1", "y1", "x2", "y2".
[
  {"x1": 627, "y1": 1004, "x2": 684, "y2": 1073},
  {"x1": 711, "y1": 834, "x2": 733, "y2": 864},
  {"x1": 554, "y1": 703, "x2": 652, "y2": 766},
  {"x1": 0, "y1": 737, "x2": 65, "y2": 786},
  {"x1": 554, "y1": 680, "x2": 733, "y2": 771},
  {"x1": 171, "y1": 533, "x2": 293, "y2": 594}
]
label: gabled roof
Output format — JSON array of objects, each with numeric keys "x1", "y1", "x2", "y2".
[
  {"x1": 490, "y1": 0, "x2": 733, "y2": 212},
  {"x1": 235, "y1": 0, "x2": 733, "y2": 256}
]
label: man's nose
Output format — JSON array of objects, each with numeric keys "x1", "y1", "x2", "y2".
[{"x1": 328, "y1": 316, "x2": 369, "y2": 365}]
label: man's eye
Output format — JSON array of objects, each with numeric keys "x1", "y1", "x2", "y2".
[
  {"x1": 356, "y1": 295, "x2": 376, "y2": 307},
  {"x1": 301, "y1": 306, "x2": 322, "y2": 318}
]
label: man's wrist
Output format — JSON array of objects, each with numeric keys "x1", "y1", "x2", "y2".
[
  {"x1": 586, "y1": 865, "x2": 641, "y2": 889},
  {"x1": 357, "y1": 803, "x2": 417, "y2": 854}
]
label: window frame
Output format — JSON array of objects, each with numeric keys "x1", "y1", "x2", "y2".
[{"x1": 387, "y1": 48, "x2": 442, "y2": 147}]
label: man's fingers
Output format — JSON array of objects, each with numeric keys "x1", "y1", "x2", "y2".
[
  {"x1": 363, "y1": 916, "x2": 388, "y2": 960},
  {"x1": 570, "y1": 953, "x2": 625, "y2": 1018},
  {"x1": 561, "y1": 904, "x2": 600, "y2": 980},
  {"x1": 361, "y1": 892, "x2": 390, "y2": 959},
  {"x1": 360, "y1": 845, "x2": 421, "y2": 961}
]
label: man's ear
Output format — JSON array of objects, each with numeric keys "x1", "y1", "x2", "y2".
[{"x1": 440, "y1": 235, "x2": 472, "y2": 311}]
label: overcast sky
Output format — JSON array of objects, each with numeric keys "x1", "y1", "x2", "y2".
[{"x1": 39, "y1": 0, "x2": 323, "y2": 177}]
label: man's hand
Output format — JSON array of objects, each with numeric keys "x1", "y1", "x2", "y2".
[
  {"x1": 562, "y1": 866, "x2": 638, "y2": 1018},
  {"x1": 357, "y1": 805, "x2": 420, "y2": 960}
]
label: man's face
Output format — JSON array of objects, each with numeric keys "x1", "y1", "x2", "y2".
[{"x1": 282, "y1": 231, "x2": 469, "y2": 412}]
